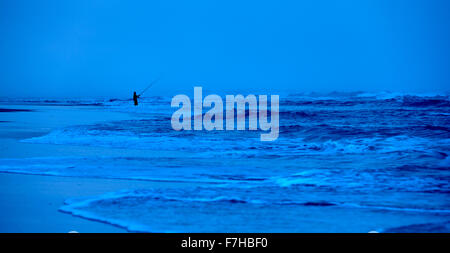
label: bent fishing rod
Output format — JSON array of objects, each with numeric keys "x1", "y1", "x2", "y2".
[{"x1": 139, "y1": 76, "x2": 162, "y2": 97}]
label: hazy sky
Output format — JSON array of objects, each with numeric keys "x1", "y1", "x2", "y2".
[{"x1": 1, "y1": 0, "x2": 449, "y2": 98}]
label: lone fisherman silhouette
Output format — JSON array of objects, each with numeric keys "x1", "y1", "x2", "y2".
[
  {"x1": 133, "y1": 91, "x2": 140, "y2": 106},
  {"x1": 133, "y1": 77, "x2": 160, "y2": 106}
]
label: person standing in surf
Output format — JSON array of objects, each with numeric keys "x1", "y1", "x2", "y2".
[
  {"x1": 133, "y1": 91, "x2": 140, "y2": 106},
  {"x1": 133, "y1": 77, "x2": 161, "y2": 106}
]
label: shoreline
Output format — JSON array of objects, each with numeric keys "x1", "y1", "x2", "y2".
[
  {"x1": 0, "y1": 172, "x2": 178, "y2": 232},
  {"x1": 0, "y1": 104, "x2": 189, "y2": 232}
]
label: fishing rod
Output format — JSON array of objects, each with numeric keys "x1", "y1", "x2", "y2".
[{"x1": 139, "y1": 76, "x2": 162, "y2": 97}]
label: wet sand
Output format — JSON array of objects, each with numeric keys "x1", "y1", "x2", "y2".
[
  {"x1": 0, "y1": 104, "x2": 150, "y2": 232},
  {"x1": 0, "y1": 172, "x2": 148, "y2": 232}
]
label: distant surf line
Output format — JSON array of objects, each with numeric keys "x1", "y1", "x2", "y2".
[{"x1": 171, "y1": 87, "x2": 279, "y2": 141}]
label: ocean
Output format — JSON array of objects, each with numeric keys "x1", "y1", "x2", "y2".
[{"x1": 0, "y1": 91, "x2": 449, "y2": 232}]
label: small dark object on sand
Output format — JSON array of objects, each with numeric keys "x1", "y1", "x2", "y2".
[{"x1": 0, "y1": 108, "x2": 33, "y2": 112}]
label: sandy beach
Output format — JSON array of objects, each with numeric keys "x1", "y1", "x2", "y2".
[
  {"x1": 0, "y1": 172, "x2": 155, "y2": 232},
  {"x1": 0, "y1": 103, "x2": 202, "y2": 232},
  {"x1": 0, "y1": 104, "x2": 161, "y2": 232}
]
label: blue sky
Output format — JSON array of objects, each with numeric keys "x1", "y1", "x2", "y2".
[{"x1": 0, "y1": 0, "x2": 449, "y2": 97}]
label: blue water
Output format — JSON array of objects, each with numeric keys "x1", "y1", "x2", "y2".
[{"x1": 1, "y1": 92, "x2": 449, "y2": 232}]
